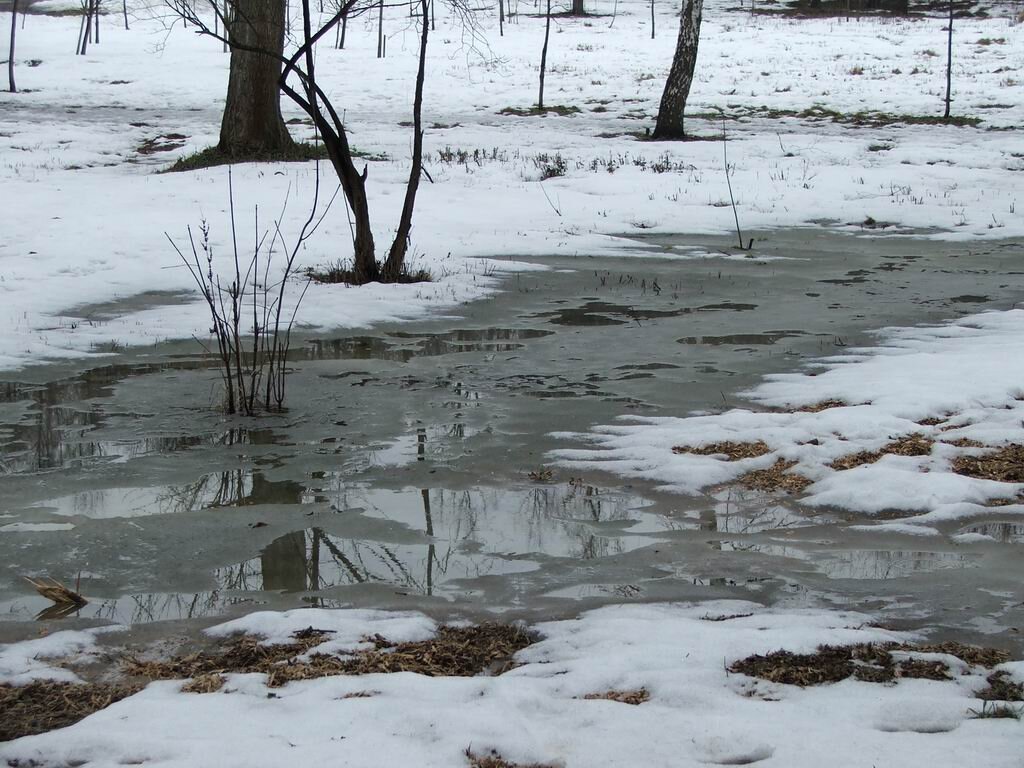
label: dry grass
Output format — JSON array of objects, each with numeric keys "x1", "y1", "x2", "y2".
[
  {"x1": 951, "y1": 444, "x2": 1024, "y2": 483},
  {"x1": 794, "y1": 399, "x2": 849, "y2": 413},
  {"x1": 829, "y1": 434, "x2": 934, "y2": 471},
  {"x1": 581, "y1": 688, "x2": 650, "y2": 705},
  {"x1": 978, "y1": 671, "x2": 1024, "y2": 702},
  {"x1": 730, "y1": 640, "x2": 1013, "y2": 687},
  {"x1": 338, "y1": 625, "x2": 534, "y2": 677},
  {"x1": 672, "y1": 440, "x2": 771, "y2": 460},
  {"x1": 125, "y1": 624, "x2": 534, "y2": 690},
  {"x1": 466, "y1": 749, "x2": 558, "y2": 768},
  {"x1": 23, "y1": 576, "x2": 87, "y2": 608},
  {"x1": 940, "y1": 437, "x2": 985, "y2": 448},
  {"x1": 0, "y1": 681, "x2": 140, "y2": 741},
  {"x1": 737, "y1": 459, "x2": 812, "y2": 494}
]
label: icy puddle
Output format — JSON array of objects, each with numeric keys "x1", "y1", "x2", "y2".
[{"x1": 1, "y1": 230, "x2": 1023, "y2": 653}]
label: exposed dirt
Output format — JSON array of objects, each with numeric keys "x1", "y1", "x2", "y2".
[
  {"x1": 952, "y1": 443, "x2": 1024, "y2": 483},
  {"x1": 737, "y1": 459, "x2": 812, "y2": 493},
  {"x1": 673, "y1": 440, "x2": 772, "y2": 460},
  {"x1": 830, "y1": 434, "x2": 934, "y2": 470}
]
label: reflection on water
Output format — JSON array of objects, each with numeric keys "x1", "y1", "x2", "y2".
[
  {"x1": 961, "y1": 523, "x2": 1024, "y2": 544},
  {"x1": 678, "y1": 331, "x2": 806, "y2": 346},
  {"x1": 702, "y1": 488, "x2": 833, "y2": 534},
  {"x1": 34, "y1": 470, "x2": 308, "y2": 518},
  {"x1": 720, "y1": 540, "x2": 975, "y2": 580},
  {"x1": 302, "y1": 328, "x2": 553, "y2": 362},
  {"x1": 533, "y1": 301, "x2": 759, "y2": 327}
]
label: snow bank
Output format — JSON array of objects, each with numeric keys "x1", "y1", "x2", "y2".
[{"x1": 1, "y1": 602, "x2": 1020, "y2": 767}]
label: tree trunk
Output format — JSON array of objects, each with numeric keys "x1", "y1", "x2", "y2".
[
  {"x1": 652, "y1": 0, "x2": 703, "y2": 139},
  {"x1": 943, "y1": 0, "x2": 953, "y2": 119},
  {"x1": 218, "y1": 0, "x2": 294, "y2": 156},
  {"x1": 8, "y1": 0, "x2": 17, "y2": 93},
  {"x1": 538, "y1": 0, "x2": 551, "y2": 109},
  {"x1": 381, "y1": 0, "x2": 430, "y2": 280},
  {"x1": 570, "y1": 0, "x2": 585, "y2": 14}
]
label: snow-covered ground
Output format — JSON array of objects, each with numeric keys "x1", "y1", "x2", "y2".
[
  {"x1": 1, "y1": 0, "x2": 1022, "y2": 369},
  {"x1": 2, "y1": 602, "x2": 1023, "y2": 767}
]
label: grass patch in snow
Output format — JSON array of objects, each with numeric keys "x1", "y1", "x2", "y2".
[
  {"x1": 951, "y1": 443, "x2": 1024, "y2": 483},
  {"x1": 466, "y1": 749, "x2": 558, "y2": 768},
  {"x1": 978, "y1": 671, "x2": 1024, "y2": 702},
  {"x1": 124, "y1": 624, "x2": 534, "y2": 690},
  {"x1": 498, "y1": 105, "x2": 581, "y2": 117},
  {"x1": 731, "y1": 104, "x2": 982, "y2": 128},
  {"x1": 581, "y1": 688, "x2": 650, "y2": 705},
  {"x1": 673, "y1": 440, "x2": 772, "y2": 461},
  {"x1": 829, "y1": 433, "x2": 934, "y2": 470},
  {"x1": 0, "y1": 680, "x2": 141, "y2": 742},
  {"x1": 162, "y1": 142, "x2": 331, "y2": 173},
  {"x1": 304, "y1": 261, "x2": 433, "y2": 285},
  {"x1": 730, "y1": 640, "x2": 1012, "y2": 687},
  {"x1": 737, "y1": 459, "x2": 812, "y2": 494}
]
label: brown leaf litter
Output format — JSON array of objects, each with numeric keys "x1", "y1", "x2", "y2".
[
  {"x1": 951, "y1": 443, "x2": 1024, "y2": 483},
  {"x1": 737, "y1": 459, "x2": 812, "y2": 494},
  {"x1": 581, "y1": 688, "x2": 650, "y2": 705},
  {"x1": 729, "y1": 641, "x2": 1013, "y2": 688},
  {"x1": 793, "y1": 399, "x2": 850, "y2": 413},
  {"x1": 672, "y1": 440, "x2": 772, "y2": 460},
  {"x1": 1, "y1": 680, "x2": 140, "y2": 742},
  {"x1": 829, "y1": 434, "x2": 934, "y2": 471}
]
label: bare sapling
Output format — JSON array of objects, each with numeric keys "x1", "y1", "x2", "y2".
[
  {"x1": 943, "y1": 0, "x2": 953, "y2": 119},
  {"x1": 168, "y1": 166, "x2": 337, "y2": 414},
  {"x1": 721, "y1": 120, "x2": 750, "y2": 251},
  {"x1": 8, "y1": 0, "x2": 17, "y2": 93},
  {"x1": 538, "y1": 0, "x2": 551, "y2": 109}
]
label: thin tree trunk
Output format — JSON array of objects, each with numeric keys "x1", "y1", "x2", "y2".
[
  {"x1": 339, "y1": 9, "x2": 347, "y2": 47},
  {"x1": 376, "y1": 0, "x2": 383, "y2": 57},
  {"x1": 8, "y1": 0, "x2": 17, "y2": 93},
  {"x1": 650, "y1": 0, "x2": 655, "y2": 39},
  {"x1": 382, "y1": 0, "x2": 430, "y2": 279},
  {"x1": 218, "y1": 0, "x2": 295, "y2": 155},
  {"x1": 538, "y1": 0, "x2": 551, "y2": 109},
  {"x1": 943, "y1": 0, "x2": 953, "y2": 119},
  {"x1": 94, "y1": 0, "x2": 99, "y2": 44},
  {"x1": 123, "y1": 0, "x2": 128, "y2": 30},
  {"x1": 499, "y1": 0, "x2": 504, "y2": 35},
  {"x1": 652, "y1": 0, "x2": 703, "y2": 139}
]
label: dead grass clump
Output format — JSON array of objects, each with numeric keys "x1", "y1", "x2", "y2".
[
  {"x1": 180, "y1": 673, "x2": 226, "y2": 694},
  {"x1": 830, "y1": 434, "x2": 933, "y2": 471},
  {"x1": 123, "y1": 628, "x2": 333, "y2": 686},
  {"x1": 794, "y1": 399, "x2": 848, "y2": 413},
  {"x1": 0, "y1": 681, "x2": 140, "y2": 741},
  {"x1": 952, "y1": 444, "x2": 1024, "y2": 483},
  {"x1": 672, "y1": 440, "x2": 771, "y2": 460},
  {"x1": 978, "y1": 671, "x2": 1024, "y2": 702},
  {"x1": 729, "y1": 642, "x2": 1001, "y2": 687},
  {"x1": 941, "y1": 437, "x2": 984, "y2": 448},
  {"x1": 339, "y1": 624, "x2": 534, "y2": 677},
  {"x1": 917, "y1": 416, "x2": 945, "y2": 426},
  {"x1": 466, "y1": 748, "x2": 558, "y2": 768},
  {"x1": 738, "y1": 459, "x2": 812, "y2": 494},
  {"x1": 898, "y1": 642, "x2": 1009, "y2": 668},
  {"x1": 582, "y1": 688, "x2": 650, "y2": 705},
  {"x1": 896, "y1": 658, "x2": 952, "y2": 681}
]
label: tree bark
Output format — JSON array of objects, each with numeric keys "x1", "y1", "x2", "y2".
[
  {"x1": 218, "y1": 0, "x2": 294, "y2": 156},
  {"x1": 652, "y1": 0, "x2": 703, "y2": 139},
  {"x1": 8, "y1": 0, "x2": 17, "y2": 93},
  {"x1": 570, "y1": 0, "x2": 585, "y2": 14}
]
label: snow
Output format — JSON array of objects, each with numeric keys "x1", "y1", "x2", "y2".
[
  {"x1": 552, "y1": 307, "x2": 1024, "y2": 534},
  {"x1": 1, "y1": 0, "x2": 1022, "y2": 370},
  {"x1": 0, "y1": 626, "x2": 122, "y2": 686},
  {"x1": 1, "y1": 601, "x2": 1021, "y2": 767}
]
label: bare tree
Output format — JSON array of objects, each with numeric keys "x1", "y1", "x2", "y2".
[
  {"x1": 943, "y1": 0, "x2": 953, "y2": 119},
  {"x1": 653, "y1": 0, "x2": 702, "y2": 139},
  {"x1": 171, "y1": 0, "x2": 444, "y2": 283}
]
